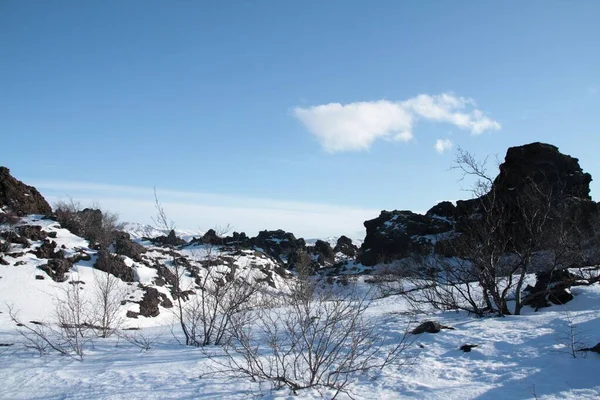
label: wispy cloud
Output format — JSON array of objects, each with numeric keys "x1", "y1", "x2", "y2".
[
  {"x1": 434, "y1": 138, "x2": 453, "y2": 155},
  {"x1": 32, "y1": 180, "x2": 377, "y2": 239},
  {"x1": 293, "y1": 93, "x2": 500, "y2": 153}
]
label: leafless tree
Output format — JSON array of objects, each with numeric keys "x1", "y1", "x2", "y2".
[
  {"x1": 91, "y1": 269, "x2": 127, "y2": 338},
  {"x1": 54, "y1": 281, "x2": 92, "y2": 358}
]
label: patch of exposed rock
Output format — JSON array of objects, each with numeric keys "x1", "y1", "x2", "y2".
[
  {"x1": 0, "y1": 167, "x2": 52, "y2": 216},
  {"x1": 114, "y1": 232, "x2": 146, "y2": 261},
  {"x1": 94, "y1": 250, "x2": 135, "y2": 282}
]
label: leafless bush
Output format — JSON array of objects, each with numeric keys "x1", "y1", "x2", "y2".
[
  {"x1": 91, "y1": 270, "x2": 127, "y2": 338},
  {"x1": 118, "y1": 329, "x2": 162, "y2": 352},
  {"x1": 54, "y1": 281, "x2": 93, "y2": 358},
  {"x1": 555, "y1": 307, "x2": 588, "y2": 359},
  {"x1": 54, "y1": 198, "x2": 119, "y2": 247},
  {"x1": 7, "y1": 301, "x2": 86, "y2": 360},
  {"x1": 218, "y1": 278, "x2": 416, "y2": 398}
]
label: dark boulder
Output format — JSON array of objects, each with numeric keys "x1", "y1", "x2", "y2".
[
  {"x1": 333, "y1": 236, "x2": 359, "y2": 258},
  {"x1": 460, "y1": 344, "x2": 479, "y2": 353},
  {"x1": 0, "y1": 167, "x2": 52, "y2": 216},
  {"x1": 34, "y1": 240, "x2": 63, "y2": 259},
  {"x1": 150, "y1": 229, "x2": 186, "y2": 247},
  {"x1": 38, "y1": 259, "x2": 73, "y2": 282},
  {"x1": 16, "y1": 226, "x2": 48, "y2": 241},
  {"x1": 1, "y1": 231, "x2": 29, "y2": 247},
  {"x1": 114, "y1": 232, "x2": 147, "y2": 261},
  {"x1": 94, "y1": 250, "x2": 135, "y2": 282},
  {"x1": 251, "y1": 229, "x2": 307, "y2": 265},
  {"x1": 200, "y1": 229, "x2": 224, "y2": 245},
  {"x1": 137, "y1": 287, "x2": 172, "y2": 317},
  {"x1": 310, "y1": 240, "x2": 335, "y2": 266},
  {"x1": 523, "y1": 269, "x2": 577, "y2": 310},
  {"x1": 411, "y1": 320, "x2": 455, "y2": 334}
]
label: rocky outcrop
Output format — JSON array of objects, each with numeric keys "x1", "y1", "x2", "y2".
[
  {"x1": 333, "y1": 236, "x2": 358, "y2": 259},
  {"x1": 94, "y1": 251, "x2": 135, "y2": 282},
  {"x1": 114, "y1": 232, "x2": 146, "y2": 261},
  {"x1": 149, "y1": 230, "x2": 187, "y2": 247},
  {"x1": 358, "y1": 142, "x2": 600, "y2": 266},
  {"x1": 38, "y1": 259, "x2": 73, "y2": 282},
  {"x1": 359, "y1": 210, "x2": 453, "y2": 266},
  {"x1": 0, "y1": 167, "x2": 52, "y2": 216},
  {"x1": 251, "y1": 230, "x2": 306, "y2": 264},
  {"x1": 309, "y1": 240, "x2": 335, "y2": 266}
]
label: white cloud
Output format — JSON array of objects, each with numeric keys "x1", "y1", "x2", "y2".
[
  {"x1": 293, "y1": 93, "x2": 501, "y2": 153},
  {"x1": 32, "y1": 180, "x2": 377, "y2": 239},
  {"x1": 434, "y1": 138, "x2": 453, "y2": 155}
]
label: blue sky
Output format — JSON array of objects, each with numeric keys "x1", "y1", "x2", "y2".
[{"x1": 2, "y1": 1, "x2": 599, "y2": 238}]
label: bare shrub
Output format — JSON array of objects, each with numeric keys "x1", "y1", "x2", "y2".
[
  {"x1": 54, "y1": 281, "x2": 93, "y2": 358},
  {"x1": 118, "y1": 329, "x2": 162, "y2": 352},
  {"x1": 91, "y1": 270, "x2": 127, "y2": 338},
  {"x1": 218, "y1": 277, "x2": 415, "y2": 398},
  {"x1": 54, "y1": 199, "x2": 119, "y2": 247}
]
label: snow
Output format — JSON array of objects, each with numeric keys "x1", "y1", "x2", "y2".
[{"x1": 1, "y1": 217, "x2": 600, "y2": 399}]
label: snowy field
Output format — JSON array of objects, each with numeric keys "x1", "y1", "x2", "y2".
[{"x1": 1, "y1": 282, "x2": 599, "y2": 399}]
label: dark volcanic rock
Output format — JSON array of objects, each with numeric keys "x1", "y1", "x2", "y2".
[
  {"x1": 34, "y1": 240, "x2": 63, "y2": 259},
  {"x1": 114, "y1": 232, "x2": 147, "y2": 261},
  {"x1": 523, "y1": 270, "x2": 577, "y2": 310},
  {"x1": 150, "y1": 230, "x2": 186, "y2": 247},
  {"x1": 251, "y1": 230, "x2": 306, "y2": 265},
  {"x1": 39, "y1": 259, "x2": 73, "y2": 282},
  {"x1": 426, "y1": 201, "x2": 456, "y2": 219},
  {"x1": 359, "y1": 142, "x2": 600, "y2": 266},
  {"x1": 310, "y1": 240, "x2": 335, "y2": 266},
  {"x1": 411, "y1": 321, "x2": 455, "y2": 335},
  {"x1": 333, "y1": 236, "x2": 359, "y2": 258},
  {"x1": 137, "y1": 287, "x2": 172, "y2": 317},
  {"x1": 359, "y1": 210, "x2": 453, "y2": 266},
  {"x1": 495, "y1": 142, "x2": 592, "y2": 200},
  {"x1": 0, "y1": 167, "x2": 52, "y2": 216},
  {"x1": 17, "y1": 226, "x2": 48, "y2": 241},
  {"x1": 94, "y1": 251, "x2": 135, "y2": 282}
]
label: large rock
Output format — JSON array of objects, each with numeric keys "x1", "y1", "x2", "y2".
[
  {"x1": 0, "y1": 167, "x2": 52, "y2": 215},
  {"x1": 333, "y1": 236, "x2": 359, "y2": 259},
  {"x1": 310, "y1": 240, "x2": 335, "y2": 266},
  {"x1": 94, "y1": 250, "x2": 135, "y2": 282},
  {"x1": 114, "y1": 232, "x2": 146, "y2": 261},
  {"x1": 358, "y1": 210, "x2": 453, "y2": 266},
  {"x1": 358, "y1": 142, "x2": 600, "y2": 266},
  {"x1": 251, "y1": 229, "x2": 306, "y2": 265},
  {"x1": 149, "y1": 229, "x2": 186, "y2": 247},
  {"x1": 38, "y1": 259, "x2": 73, "y2": 282}
]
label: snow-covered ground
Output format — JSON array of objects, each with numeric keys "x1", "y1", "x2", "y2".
[
  {"x1": 1, "y1": 217, "x2": 600, "y2": 399},
  {"x1": 1, "y1": 280, "x2": 599, "y2": 399}
]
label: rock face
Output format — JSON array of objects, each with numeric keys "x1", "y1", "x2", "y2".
[
  {"x1": 358, "y1": 142, "x2": 599, "y2": 266},
  {"x1": 0, "y1": 167, "x2": 52, "y2": 215},
  {"x1": 359, "y1": 210, "x2": 453, "y2": 266}
]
